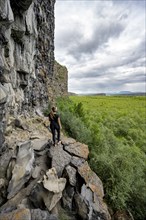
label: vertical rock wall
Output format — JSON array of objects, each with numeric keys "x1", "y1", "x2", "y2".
[
  {"x1": 48, "y1": 61, "x2": 68, "y2": 103},
  {"x1": 0, "y1": 0, "x2": 55, "y2": 133}
]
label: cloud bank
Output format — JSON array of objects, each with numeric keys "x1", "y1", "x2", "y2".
[{"x1": 55, "y1": 0, "x2": 145, "y2": 93}]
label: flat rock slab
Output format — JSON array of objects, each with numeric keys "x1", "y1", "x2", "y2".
[
  {"x1": 65, "y1": 142, "x2": 89, "y2": 159},
  {"x1": 49, "y1": 145, "x2": 71, "y2": 177},
  {"x1": 30, "y1": 134, "x2": 47, "y2": 140},
  {"x1": 71, "y1": 156, "x2": 85, "y2": 168},
  {"x1": 32, "y1": 165, "x2": 41, "y2": 179},
  {"x1": 0, "y1": 208, "x2": 31, "y2": 220},
  {"x1": 7, "y1": 141, "x2": 34, "y2": 199},
  {"x1": 61, "y1": 137, "x2": 76, "y2": 146},
  {"x1": 31, "y1": 139, "x2": 48, "y2": 151},
  {"x1": 65, "y1": 165, "x2": 76, "y2": 186},
  {"x1": 78, "y1": 161, "x2": 104, "y2": 198}
]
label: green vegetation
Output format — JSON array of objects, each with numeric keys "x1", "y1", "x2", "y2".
[{"x1": 56, "y1": 96, "x2": 146, "y2": 220}]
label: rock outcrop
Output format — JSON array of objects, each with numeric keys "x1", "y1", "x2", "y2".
[
  {"x1": 0, "y1": 116, "x2": 110, "y2": 220},
  {"x1": 0, "y1": 0, "x2": 68, "y2": 172},
  {"x1": 0, "y1": 0, "x2": 55, "y2": 118},
  {"x1": 48, "y1": 61, "x2": 68, "y2": 102}
]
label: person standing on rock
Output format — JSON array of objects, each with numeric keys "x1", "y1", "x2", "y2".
[{"x1": 48, "y1": 106, "x2": 62, "y2": 146}]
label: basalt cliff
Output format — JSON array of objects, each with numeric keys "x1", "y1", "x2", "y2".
[{"x1": 0, "y1": 1, "x2": 110, "y2": 220}]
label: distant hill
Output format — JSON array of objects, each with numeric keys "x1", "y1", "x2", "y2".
[
  {"x1": 69, "y1": 91, "x2": 146, "y2": 97},
  {"x1": 77, "y1": 93, "x2": 106, "y2": 96},
  {"x1": 110, "y1": 91, "x2": 146, "y2": 96},
  {"x1": 119, "y1": 91, "x2": 133, "y2": 94},
  {"x1": 68, "y1": 92, "x2": 78, "y2": 96}
]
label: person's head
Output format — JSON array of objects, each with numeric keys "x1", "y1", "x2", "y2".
[{"x1": 52, "y1": 106, "x2": 57, "y2": 112}]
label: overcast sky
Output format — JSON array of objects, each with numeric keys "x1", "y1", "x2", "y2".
[{"x1": 55, "y1": 0, "x2": 145, "y2": 94}]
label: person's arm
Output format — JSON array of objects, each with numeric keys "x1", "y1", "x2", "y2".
[
  {"x1": 58, "y1": 117, "x2": 62, "y2": 129},
  {"x1": 48, "y1": 113, "x2": 51, "y2": 122}
]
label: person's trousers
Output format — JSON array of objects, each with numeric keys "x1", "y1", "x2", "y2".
[{"x1": 50, "y1": 123, "x2": 60, "y2": 144}]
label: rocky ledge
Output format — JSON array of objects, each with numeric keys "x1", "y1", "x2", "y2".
[{"x1": 0, "y1": 116, "x2": 110, "y2": 220}]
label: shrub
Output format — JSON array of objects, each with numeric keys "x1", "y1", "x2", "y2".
[{"x1": 55, "y1": 96, "x2": 146, "y2": 220}]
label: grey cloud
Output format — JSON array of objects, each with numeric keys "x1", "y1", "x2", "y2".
[
  {"x1": 70, "y1": 35, "x2": 145, "y2": 80},
  {"x1": 69, "y1": 73, "x2": 145, "y2": 93},
  {"x1": 67, "y1": 21, "x2": 125, "y2": 60},
  {"x1": 118, "y1": 40, "x2": 145, "y2": 67},
  {"x1": 56, "y1": 0, "x2": 145, "y2": 93},
  {"x1": 70, "y1": 68, "x2": 104, "y2": 79},
  {"x1": 70, "y1": 70, "x2": 145, "y2": 93},
  {"x1": 98, "y1": 72, "x2": 145, "y2": 89},
  {"x1": 112, "y1": 73, "x2": 145, "y2": 85},
  {"x1": 55, "y1": 29, "x2": 83, "y2": 49}
]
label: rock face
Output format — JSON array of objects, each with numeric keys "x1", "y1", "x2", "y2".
[
  {"x1": 0, "y1": 0, "x2": 68, "y2": 174},
  {"x1": 48, "y1": 61, "x2": 68, "y2": 102},
  {"x1": 0, "y1": 0, "x2": 57, "y2": 137},
  {"x1": 0, "y1": 123, "x2": 111, "y2": 220}
]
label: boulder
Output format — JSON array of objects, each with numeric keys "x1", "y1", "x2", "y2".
[
  {"x1": 29, "y1": 176, "x2": 62, "y2": 212},
  {"x1": 34, "y1": 154, "x2": 49, "y2": 175},
  {"x1": 49, "y1": 145, "x2": 71, "y2": 177},
  {"x1": 92, "y1": 193, "x2": 111, "y2": 220},
  {"x1": 14, "y1": 118, "x2": 29, "y2": 130},
  {"x1": 29, "y1": 183, "x2": 48, "y2": 209},
  {"x1": 74, "y1": 193, "x2": 89, "y2": 220},
  {"x1": 71, "y1": 156, "x2": 85, "y2": 168},
  {"x1": 7, "y1": 141, "x2": 34, "y2": 199},
  {"x1": 42, "y1": 168, "x2": 66, "y2": 211},
  {"x1": 61, "y1": 137, "x2": 76, "y2": 146},
  {"x1": 43, "y1": 168, "x2": 66, "y2": 194},
  {"x1": 30, "y1": 169, "x2": 66, "y2": 212},
  {"x1": 32, "y1": 165, "x2": 41, "y2": 179},
  {"x1": 44, "y1": 192, "x2": 62, "y2": 212},
  {"x1": 65, "y1": 142, "x2": 89, "y2": 159},
  {"x1": 0, "y1": 208, "x2": 31, "y2": 220},
  {"x1": 78, "y1": 161, "x2": 104, "y2": 198},
  {"x1": 62, "y1": 185, "x2": 75, "y2": 211},
  {"x1": 65, "y1": 165, "x2": 76, "y2": 186},
  {"x1": 30, "y1": 209, "x2": 58, "y2": 220},
  {"x1": 0, "y1": 177, "x2": 39, "y2": 213},
  {"x1": 80, "y1": 184, "x2": 110, "y2": 220},
  {"x1": 31, "y1": 138, "x2": 48, "y2": 151}
]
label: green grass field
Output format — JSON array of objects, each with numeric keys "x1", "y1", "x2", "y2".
[
  {"x1": 70, "y1": 95, "x2": 146, "y2": 121},
  {"x1": 70, "y1": 96, "x2": 146, "y2": 151},
  {"x1": 57, "y1": 96, "x2": 146, "y2": 219}
]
